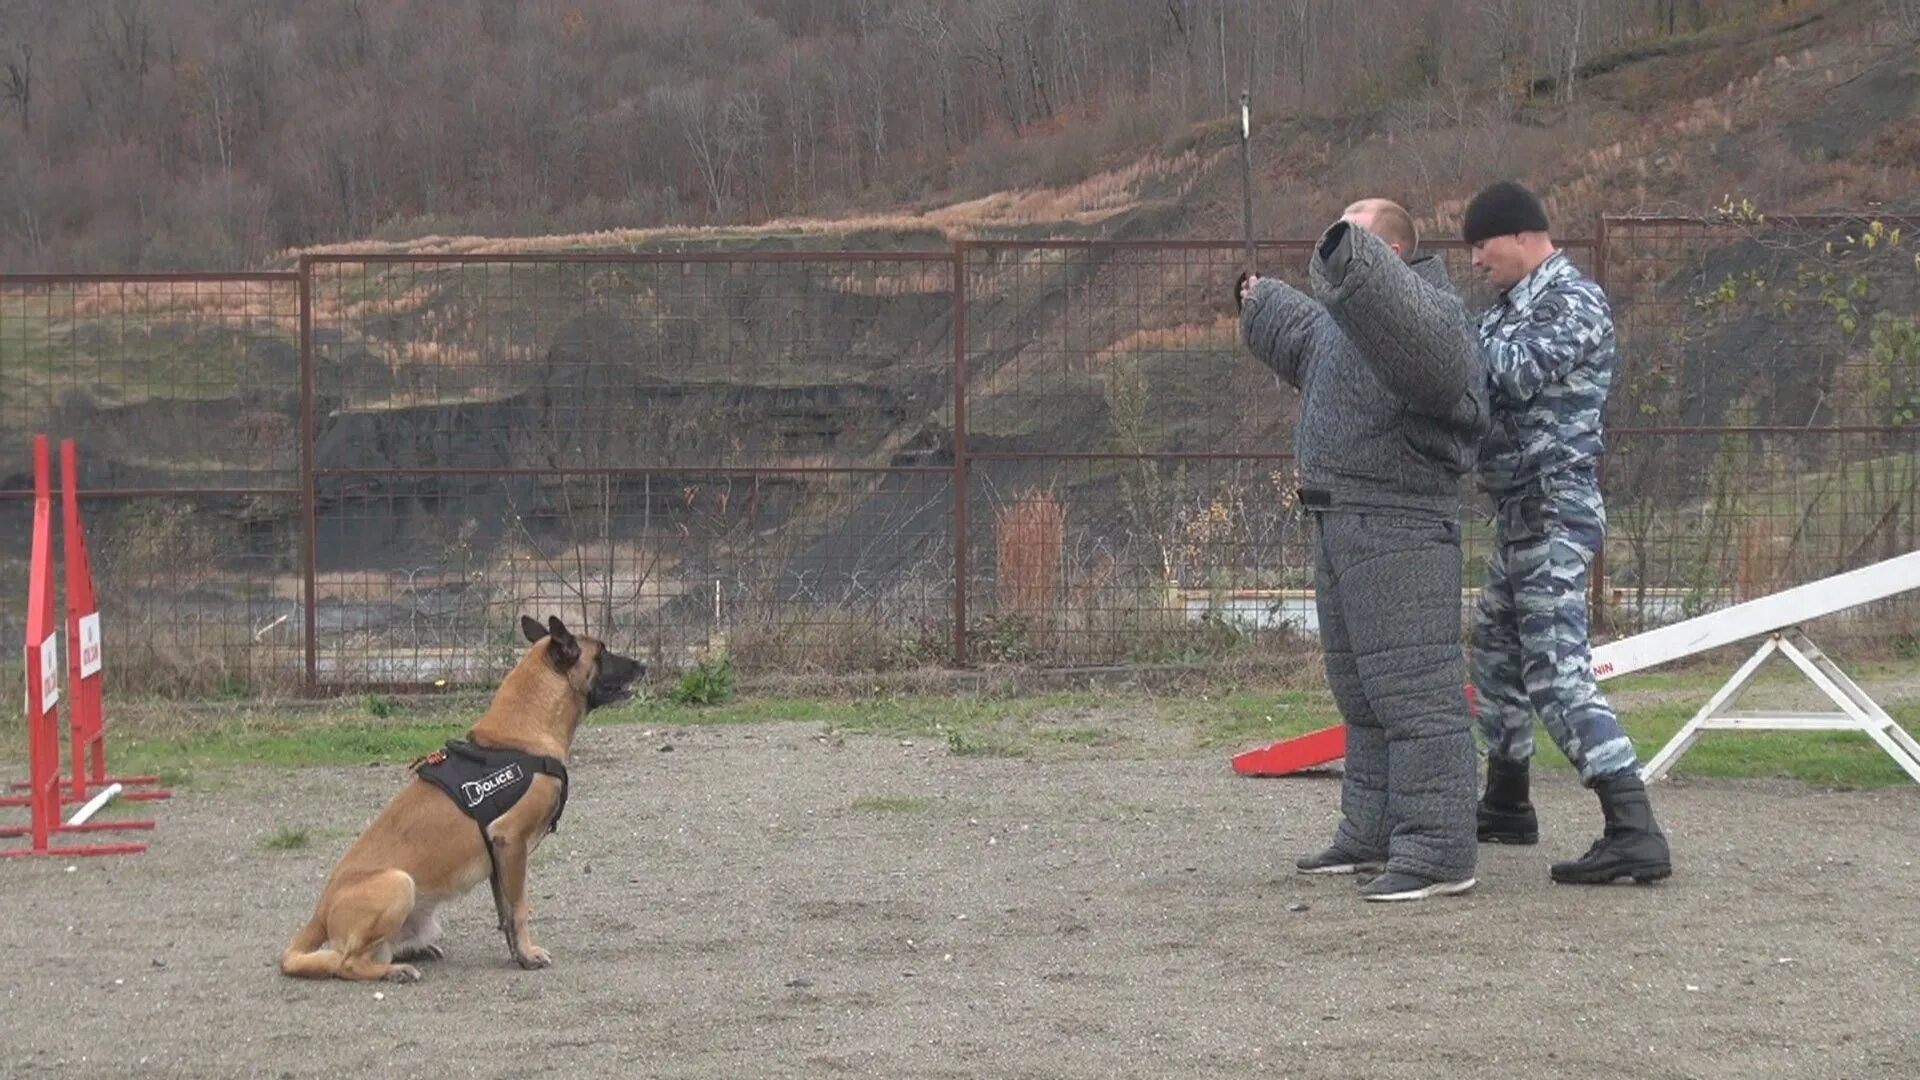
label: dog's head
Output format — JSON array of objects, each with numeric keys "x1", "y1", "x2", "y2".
[{"x1": 519, "y1": 615, "x2": 645, "y2": 712}]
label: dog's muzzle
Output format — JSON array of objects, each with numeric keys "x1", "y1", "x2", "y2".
[{"x1": 587, "y1": 652, "x2": 645, "y2": 710}]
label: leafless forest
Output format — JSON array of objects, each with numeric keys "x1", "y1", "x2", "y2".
[{"x1": 5, "y1": 0, "x2": 1902, "y2": 269}]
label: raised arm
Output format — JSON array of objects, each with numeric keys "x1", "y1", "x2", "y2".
[
  {"x1": 1238, "y1": 275, "x2": 1328, "y2": 390},
  {"x1": 1308, "y1": 221, "x2": 1479, "y2": 418}
]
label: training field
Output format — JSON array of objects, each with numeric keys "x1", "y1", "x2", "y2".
[{"x1": 3, "y1": 673, "x2": 1919, "y2": 1079}]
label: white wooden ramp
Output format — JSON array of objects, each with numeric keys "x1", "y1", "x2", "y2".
[{"x1": 1592, "y1": 550, "x2": 1920, "y2": 784}]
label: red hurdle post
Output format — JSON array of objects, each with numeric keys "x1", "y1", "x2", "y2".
[
  {"x1": 60, "y1": 438, "x2": 170, "y2": 805},
  {"x1": 1, "y1": 435, "x2": 151, "y2": 857}
]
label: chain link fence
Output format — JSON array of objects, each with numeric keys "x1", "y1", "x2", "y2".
[{"x1": 2, "y1": 216, "x2": 1914, "y2": 695}]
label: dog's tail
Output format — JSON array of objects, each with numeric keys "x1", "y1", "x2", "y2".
[{"x1": 279, "y1": 915, "x2": 340, "y2": 978}]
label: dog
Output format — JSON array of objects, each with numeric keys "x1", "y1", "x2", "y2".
[{"x1": 279, "y1": 615, "x2": 643, "y2": 983}]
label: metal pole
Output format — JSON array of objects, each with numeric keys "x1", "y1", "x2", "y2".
[
  {"x1": 950, "y1": 243, "x2": 970, "y2": 667},
  {"x1": 299, "y1": 258, "x2": 318, "y2": 693},
  {"x1": 1239, "y1": 89, "x2": 1255, "y2": 274}
]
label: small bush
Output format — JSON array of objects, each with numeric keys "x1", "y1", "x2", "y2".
[{"x1": 671, "y1": 654, "x2": 736, "y2": 706}]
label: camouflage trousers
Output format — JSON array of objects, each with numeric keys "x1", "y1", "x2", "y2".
[{"x1": 1469, "y1": 474, "x2": 1639, "y2": 783}]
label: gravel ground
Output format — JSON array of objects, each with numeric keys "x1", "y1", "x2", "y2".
[{"x1": 3, "y1": 716, "x2": 1918, "y2": 1079}]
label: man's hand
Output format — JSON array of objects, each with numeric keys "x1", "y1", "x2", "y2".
[{"x1": 1237, "y1": 270, "x2": 1260, "y2": 310}]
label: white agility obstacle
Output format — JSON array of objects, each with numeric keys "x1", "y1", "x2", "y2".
[
  {"x1": 1597, "y1": 550, "x2": 1920, "y2": 785},
  {"x1": 1234, "y1": 549, "x2": 1920, "y2": 782}
]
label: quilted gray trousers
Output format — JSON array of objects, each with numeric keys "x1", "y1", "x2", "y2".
[{"x1": 1312, "y1": 508, "x2": 1478, "y2": 881}]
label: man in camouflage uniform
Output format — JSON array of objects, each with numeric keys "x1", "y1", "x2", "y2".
[{"x1": 1462, "y1": 180, "x2": 1672, "y2": 886}]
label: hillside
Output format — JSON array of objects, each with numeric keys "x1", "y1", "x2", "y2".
[
  {"x1": 1, "y1": 1, "x2": 1915, "y2": 272},
  {"x1": 3, "y1": 1, "x2": 1919, "y2": 682}
]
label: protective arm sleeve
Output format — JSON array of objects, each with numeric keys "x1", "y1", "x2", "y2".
[
  {"x1": 1238, "y1": 276, "x2": 1326, "y2": 390},
  {"x1": 1309, "y1": 221, "x2": 1479, "y2": 419}
]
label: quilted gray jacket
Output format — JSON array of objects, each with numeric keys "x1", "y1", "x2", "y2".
[{"x1": 1239, "y1": 222, "x2": 1488, "y2": 517}]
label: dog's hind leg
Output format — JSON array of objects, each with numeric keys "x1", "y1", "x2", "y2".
[
  {"x1": 390, "y1": 900, "x2": 446, "y2": 963},
  {"x1": 329, "y1": 869, "x2": 424, "y2": 983},
  {"x1": 279, "y1": 913, "x2": 344, "y2": 979}
]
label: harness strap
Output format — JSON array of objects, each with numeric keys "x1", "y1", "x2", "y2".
[{"x1": 409, "y1": 736, "x2": 570, "y2": 935}]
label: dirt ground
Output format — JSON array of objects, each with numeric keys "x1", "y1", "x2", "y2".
[{"x1": 3, "y1": 715, "x2": 1918, "y2": 1080}]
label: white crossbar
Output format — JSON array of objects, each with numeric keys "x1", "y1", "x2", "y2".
[{"x1": 1637, "y1": 630, "x2": 1920, "y2": 784}]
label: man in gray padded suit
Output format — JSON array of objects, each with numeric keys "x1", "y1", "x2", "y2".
[{"x1": 1237, "y1": 199, "x2": 1488, "y2": 901}]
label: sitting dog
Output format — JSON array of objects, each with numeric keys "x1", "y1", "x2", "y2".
[{"x1": 279, "y1": 615, "x2": 643, "y2": 983}]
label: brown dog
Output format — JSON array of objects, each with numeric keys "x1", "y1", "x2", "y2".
[{"x1": 279, "y1": 615, "x2": 643, "y2": 983}]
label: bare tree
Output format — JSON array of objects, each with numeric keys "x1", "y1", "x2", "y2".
[
  {"x1": 659, "y1": 83, "x2": 739, "y2": 221},
  {"x1": 2, "y1": 38, "x2": 27, "y2": 134},
  {"x1": 1554, "y1": 0, "x2": 1586, "y2": 105}
]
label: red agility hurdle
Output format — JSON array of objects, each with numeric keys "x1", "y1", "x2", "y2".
[
  {"x1": 55, "y1": 438, "x2": 170, "y2": 806},
  {"x1": 1230, "y1": 684, "x2": 1479, "y2": 776},
  {"x1": 2, "y1": 436, "x2": 165, "y2": 858}
]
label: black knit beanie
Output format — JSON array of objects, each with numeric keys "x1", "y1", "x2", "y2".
[{"x1": 1462, "y1": 181, "x2": 1550, "y2": 244}]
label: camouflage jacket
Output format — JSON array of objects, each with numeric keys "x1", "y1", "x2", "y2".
[{"x1": 1476, "y1": 250, "x2": 1615, "y2": 498}]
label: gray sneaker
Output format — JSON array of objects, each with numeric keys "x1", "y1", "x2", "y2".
[
  {"x1": 1295, "y1": 847, "x2": 1386, "y2": 876},
  {"x1": 1358, "y1": 870, "x2": 1477, "y2": 902}
]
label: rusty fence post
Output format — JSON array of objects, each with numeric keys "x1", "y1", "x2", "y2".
[
  {"x1": 298, "y1": 256, "x2": 319, "y2": 693},
  {"x1": 950, "y1": 241, "x2": 970, "y2": 667}
]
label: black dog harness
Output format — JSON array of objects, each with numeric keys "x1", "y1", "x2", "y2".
[
  {"x1": 413, "y1": 737, "x2": 570, "y2": 833},
  {"x1": 412, "y1": 737, "x2": 570, "y2": 911},
  {"x1": 412, "y1": 738, "x2": 569, "y2": 939}
]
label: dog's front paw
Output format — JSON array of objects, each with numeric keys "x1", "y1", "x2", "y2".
[
  {"x1": 514, "y1": 945, "x2": 552, "y2": 970},
  {"x1": 394, "y1": 943, "x2": 445, "y2": 963},
  {"x1": 386, "y1": 964, "x2": 422, "y2": 984}
]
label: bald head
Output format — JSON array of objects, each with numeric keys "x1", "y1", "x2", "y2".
[{"x1": 1342, "y1": 198, "x2": 1418, "y2": 260}]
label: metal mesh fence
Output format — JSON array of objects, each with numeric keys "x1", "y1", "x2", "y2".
[
  {"x1": 2, "y1": 216, "x2": 1915, "y2": 695},
  {"x1": 1599, "y1": 215, "x2": 1920, "y2": 650},
  {"x1": 302, "y1": 254, "x2": 957, "y2": 684},
  {"x1": 954, "y1": 240, "x2": 1592, "y2": 664},
  {"x1": 0, "y1": 275, "x2": 301, "y2": 694}
]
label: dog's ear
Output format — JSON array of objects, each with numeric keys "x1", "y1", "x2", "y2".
[
  {"x1": 521, "y1": 615, "x2": 547, "y2": 643},
  {"x1": 545, "y1": 616, "x2": 580, "y2": 670}
]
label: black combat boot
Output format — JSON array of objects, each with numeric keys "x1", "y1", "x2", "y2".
[
  {"x1": 1477, "y1": 755, "x2": 1538, "y2": 845},
  {"x1": 1550, "y1": 771, "x2": 1673, "y2": 885}
]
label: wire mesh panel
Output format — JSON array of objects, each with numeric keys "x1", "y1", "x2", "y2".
[
  {"x1": 5, "y1": 223, "x2": 1915, "y2": 694},
  {"x1": 303, "y1": 254, "x2": 956, "y2": 686},
  {"x1": 957, "y1": 240, "x2": 1591, "y2": 661},
  {"x1": 959, "y1": 242, "x2": 1294, "y2": 457},
  {"x1": 1603, "y1": 215, "x2": 1920, "y2": 651},
  {"x1": 308, "y1": 468, "x2": 955, "y2": 684},
  {"x1": 963, "y1": 455, "x2": 1316, "y2": 664},
  {"x1": 0, "y1": 275, "x2": 301, "y2": 693}
]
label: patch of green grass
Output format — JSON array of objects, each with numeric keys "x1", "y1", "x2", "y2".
[
  {"x1": 262, "y1": 826, "x2": 310, "y2": 850},
  {"x1": 28, "y1": 669, "x2": 1920, "y2": 791},
  {"x1": 850, "y1": 796, "x2": 934, "y2": 813},
  {"x1": 1598, "y1": 698, "x2": 1919, "y2": 788},
  {"x1": 152, "y1": 765, "x2": 194, "y2": 790},
  {"x1": 4, "y1": 319, "x2": 263, "y2": 405},
  {"x1": 112, "y1": 718, "x2": 469, "y2": 775},
  {"x1": 1160, "y1": 688, "x2": 1330, "y2": 748},
  {"x1": 943, "y1": 726, "x2": 1028, "y2": 758},
  {"x1": 1040, "y1": 726, "x2": 1124, "y2": 747},
  {"x1": 1180, "y1": 675, "x2": 1920, "y2": 788}
]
